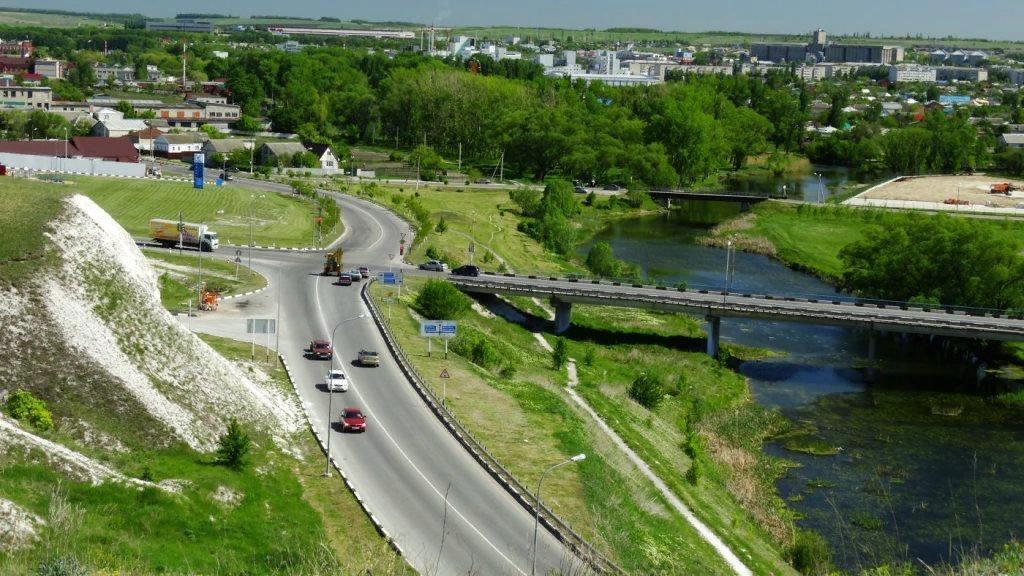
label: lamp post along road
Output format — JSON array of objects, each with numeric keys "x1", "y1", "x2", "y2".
[
  {"x1": 324, "y1": 313, "x2": 369, "y2": 476},
  {"x1": 532, "y1": 453, "x2": 586, "y2": 576}
]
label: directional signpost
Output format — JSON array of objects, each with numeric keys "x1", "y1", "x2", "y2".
[
  {"x1": 379, "y1": 271, "x2": 404, "y2": 297},
  {"x1": 420, "y1": 320, "x2": 457, "y2": 358},
  {"x1": 246, "y1": 318, "x2": 277, "y2": 362}
]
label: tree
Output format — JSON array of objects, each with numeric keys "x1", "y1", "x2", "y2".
[
  {"x1": 552, "y1": 337, "x2": 568, "y2": 370},
  {"x1": 509, "y1": 188, "x2": 541, "y2": 216},
  {"x1": 415, "y1": 280, "x2": 471, "y2": 319},
  {"x1": 724, "y1": 106, "x2": 771, "y2": 170},
  {"x1": 586, "y1": 242, "x2": 619, "y2": 277},
  {"x1": 200, "y1": 124, "x2": 226, "y2": 140},
  {"x1": 234, "y1": 115, "x2": 262, "y2": 133},
  {"x1": 839, "y1": 214, "x2": 1024, "y2": 310},
  {"x1": 215, "y1": 417, "x2": 251, "y2": 470},
  {"x1": 629, "y1": 373, "x2": 665, "y2": 410},
  {"x1": 825, "y1": 87, "x2": 849, "y2": 128},
  {"x1": 291, "y1": 151, "x2": 320, "y2": 168},
  {"x1": 408, "y1": 144, "x2": 442, "y2": 172}
]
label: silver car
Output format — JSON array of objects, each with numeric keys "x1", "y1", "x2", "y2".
[{"x1": 325, "y1": 369, "x2": 349, "y2": 392}]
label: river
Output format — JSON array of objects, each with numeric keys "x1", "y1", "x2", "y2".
[
  {"x1": 716, "y1": 164, "x2": 851, "y2": 203},
  {"x1": 582, "y1": 209, "x2": 1024, "y2": 573}
]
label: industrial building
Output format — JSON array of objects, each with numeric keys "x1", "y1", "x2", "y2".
[
  {"x1": 144, "y1": 19, "x2": 214, "y2": 33},
  {"x1": 752, "y1": 29, "x2": 903, "y2": 65}
]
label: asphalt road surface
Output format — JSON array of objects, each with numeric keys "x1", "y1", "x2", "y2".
[{"x1": 188, "y1": 193, "x2": 583, "y2": 576}]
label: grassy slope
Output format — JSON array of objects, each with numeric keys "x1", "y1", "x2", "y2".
[
  {"x1": 0, "y1": 178, "x2": 67, "y2": 286},
  {"x1": 34, "y1": 176, "x2": 324, "y2": 248},
  {"x1": 144, "y1": 248, "x2": 267, "y2": 311},
  {"x1": 340, "y1": 181, "x2": 651, "y2": 275},
  {"x1": 707, "y1": 202, "x2": 1024, "y2": 283},
  {"x1": 370, "y1": 279, "x2": 743, "y2": 575}
]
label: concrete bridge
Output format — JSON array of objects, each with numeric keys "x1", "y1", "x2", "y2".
[
  {"x1": 449, "y1": 274, "x2": 1024, "y2": 358},
  {"x1": 647, "y1": 190, "x2": 773, "y2": 206}
]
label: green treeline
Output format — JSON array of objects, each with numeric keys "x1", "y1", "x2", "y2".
[{"x1": 224, "y1": 49, "x2": 809, "y2": 187}]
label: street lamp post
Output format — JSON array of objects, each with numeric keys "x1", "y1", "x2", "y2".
[
  {"x1": 814, "y1": 172, "x2": 824, "y2": 203},
  {"x1": 324, "y1": 313, "x2": 369, "y2": 476},
  {"x1": 723, "y1": 240, "x2": 735, "y2": 301},
  {"x1": 532, "y1": 453, "x2": 586, "y2": 576}
]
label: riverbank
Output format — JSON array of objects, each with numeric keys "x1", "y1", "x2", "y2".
[
  {"x1": 699, "y1": 201, "x2": 1024, "y2": 286},
  {"x1": 585, "y1": 206, "x2": 1024, "y2": 574}
]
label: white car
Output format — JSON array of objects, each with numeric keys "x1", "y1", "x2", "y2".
[{"x1": 325, "y1": 369, "x2": 349, "y2": 392}]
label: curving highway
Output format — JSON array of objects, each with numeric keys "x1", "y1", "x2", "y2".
[{"x1": 190, "y1": 190, "x2": 586, "y2": 576}]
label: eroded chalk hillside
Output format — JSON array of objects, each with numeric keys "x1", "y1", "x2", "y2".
[
  {"x1": 0, "y1": 190, "x2": 322, "y2": 570},
  {"x1": 0, "y1": 194, "x2": 302, "y2": 455}
]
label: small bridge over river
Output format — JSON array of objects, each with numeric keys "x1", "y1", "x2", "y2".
[{"x1": 450, "y1": 274, "x2": 1024, "y2": 358}]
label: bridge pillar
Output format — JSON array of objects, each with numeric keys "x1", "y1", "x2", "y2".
[
  {"x1": 706, "y1": 315, "x2": 721, "y2": 358},
  {"x1": 866, "y1": 331, "x2": 878, "y2": 381},
  {"x1": 553, "y1": 299, "x2": 572, "y2": 334}
]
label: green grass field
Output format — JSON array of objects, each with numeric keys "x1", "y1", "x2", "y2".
[
  {"x1": 0, "y1": 178, "x2": 71, "y2": 286},
  {"x1": 707, "y1": 202, "x2": 1024, "y2": 283},
  {"x1": 340, "y1": 181, "x2": 653, "y2": 275},
  {"x1": 0, "y1": 9, "x2": 113, "y2": 28},
  {"x1": 144, "y1": 249, "x2": 267, "y2": 311},
  {"x1": 59, "y1": 176, "x2": 326, "y2": 248}
]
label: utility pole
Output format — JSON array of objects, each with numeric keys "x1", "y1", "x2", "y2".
[
  {"x1": 458, "y1": 142, "x2": 462, "y2": 171},
  {"x1": 499, "y1": 149, "x2": 504, "y2": 183},
  {"x1": 181, "y1": 40, "x2": 187, "y2": 89},
  {"x1": 177, "y1": 210, "x2": 184, "y2": 256}
]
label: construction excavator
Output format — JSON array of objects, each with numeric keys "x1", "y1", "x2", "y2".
[
  {"x1": 198, "y1": 288, "x2": 220, "y2": 311},
  {"x1": 323, "y1": 248, "x2": 344, "y2": 275}
]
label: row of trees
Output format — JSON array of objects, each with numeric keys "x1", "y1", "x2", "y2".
[{"x1": 218, "y1": 48, "x2": 809, "y2": 188}]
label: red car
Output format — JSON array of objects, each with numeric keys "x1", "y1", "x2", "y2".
[
  {"x1": 310, "y1": 339, "x2": 333, "y2": 360},
  {"x1": 341, "y1": 407, "x2": 367, "y2": 433},
  {"x1": 336, "y1": 274, "x2": 352, "y2": 286}
]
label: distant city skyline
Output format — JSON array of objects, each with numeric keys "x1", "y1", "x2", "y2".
[{"x1": 7, "y1": 0, "x2": 1024, "y2": 42}]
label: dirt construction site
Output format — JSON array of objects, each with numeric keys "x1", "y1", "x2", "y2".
[{"x1": 850, "y1": 174, "x2": 1024, "y2": 211}]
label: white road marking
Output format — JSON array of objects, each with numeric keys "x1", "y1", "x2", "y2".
[
  {"x1": 312, "y1": 275, "x2": 529, "y2": 576},
  {"x1": 343, "y1": 200, "x2": 386, "y2": 251}
]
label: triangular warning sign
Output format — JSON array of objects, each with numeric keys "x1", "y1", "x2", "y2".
[{"x1": 439, "y1": 368, "x2": 451, "y2": 379}]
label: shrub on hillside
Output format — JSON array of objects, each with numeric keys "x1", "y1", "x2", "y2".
[
  {"x1": 414, "y1": 280, "x2": 471, "y2": 320},
  {"x1": 216, "y1": 417, "x2": 251, "y2": 470},
  {"x1": 786, "y1": 530, "x2": 831, "y2": 575},
  {"x1": 629, "y1": 373, "x2": 665, "y2": 410},
  {"x1": 5, "y1": 389, "x2": 53, "y2": 431},
  {"x1": 552, "y1": 338, "x2": 568, "y2": 370}
]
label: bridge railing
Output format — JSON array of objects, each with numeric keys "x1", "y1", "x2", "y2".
[
  {"x1": 361, "y1": 281, "x2": 624, "y2": 576},
  {"x1": 470, "y1": 270, "x2": 1024, "y2": 321}
]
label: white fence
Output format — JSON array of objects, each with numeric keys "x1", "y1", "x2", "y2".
[{"x1": 0, "y1": 152, "x2": 147, "y2": 178}]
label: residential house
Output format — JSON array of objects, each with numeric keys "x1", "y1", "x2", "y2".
[
  {"x1": 94, "y1": 65, "x2": 135, "y2": 86},
  {"x1": 128, "y1": 127, "x2": 165, "y2": 153},
  {"x1": 0, "y1": 40, "x2": 32, "y2": 58},
  {"x1": 257, "y1": 141, "x2": 309, "y2": 166},
  {"x1": 154, "y1": 133, "x2": 208, "y2": 160},
  {"x1": 308, "y1": 143, "x2": 340, "y2": 170},
  {"x1": 1000, "y1": 134, "x2": 1024, "y2": 149},
  {"x1": 201, "y1": 138, "x2": 254, "y2": 166},
  {"x1": 34, "y1": 59, "x2": 62, "y2": 79}
]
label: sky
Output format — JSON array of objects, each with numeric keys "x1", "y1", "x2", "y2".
[{"x1": 11, "y1": 0, "x2": 1024, "y2": 42}]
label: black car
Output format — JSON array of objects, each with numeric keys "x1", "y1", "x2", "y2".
[
  {"x1": 603, "y1": 183, "x2": 621, "y2": 191},
  {"x1": 451, "y1": 265, "x2": 481, "y2": 277}
]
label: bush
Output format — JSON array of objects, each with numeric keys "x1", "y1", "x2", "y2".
[
  {"x1": 552, "y1": 338, "x2": 568, "y2": 370},
  {"x1": 787, "y1": 529, "x2": 831, "y2": 575},
  {"x1": 215, "y1": 417, "x2": 251, "y2": 470},
  {"x1": 6, "y1": 389, "x2": 53, "y2": 431},
  {"x1": 435, "y1": 217, "x2": 449, "y2": 233},
  {"x1": 415, "y1": 280, "x2": 471, "y2": 320},
  {"x1": 628, "y1": 373, "x2": 665, "y2": 410},
  {"x1": 470, "y1": 339, "x2": 501, "y2": 368},
  {"x1": 425, "y1": 245, "x2": 442, "y2": 260}
]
